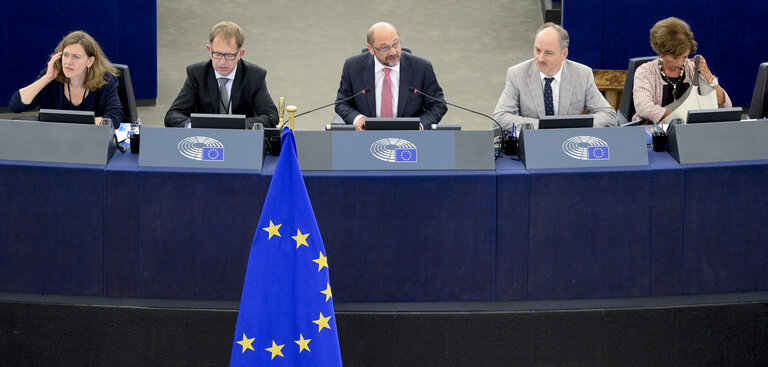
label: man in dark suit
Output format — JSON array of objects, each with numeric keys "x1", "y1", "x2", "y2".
[
  {"x1": 165, "y1": 21, "x2": 278, "y2": 128},
  {"x1": 335, "y1": 22, "x2": 447, "y2": 130}
]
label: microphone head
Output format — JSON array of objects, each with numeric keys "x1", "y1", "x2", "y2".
[
  {"x1": 362, "y1": 88, "x2": 370, "y2": 94},
  {"x1": 408, "y1": 87, "x2": 417, "y2": 93}
]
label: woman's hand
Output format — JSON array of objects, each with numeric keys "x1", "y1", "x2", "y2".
[
  {"x1": 43, "y1": 52, "x2": 62, "y2": 82},
  {"x1": 696, "y1": 55, "x2": 714, "y2": 84},
  {"x1": 18, "y1": 52, "x2": 62, "y2": 105},
  {"x1": 696, "y1": 55, "x2": 727, "y2": 104}
]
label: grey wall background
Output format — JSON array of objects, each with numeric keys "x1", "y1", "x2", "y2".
[
  {"x1": 151, "y1": 0, "x2": 542, "y2": 130},
  {"x1": 2, "y1": 0, "x2": 544, "y2": 130}
]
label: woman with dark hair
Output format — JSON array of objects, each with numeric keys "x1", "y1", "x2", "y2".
[
  {"x1": 10, "y1": 30, "x2": 123, "y2": 128},
  {"x1": 632, "y1": 17, "x2": 731, "y2": 122}
]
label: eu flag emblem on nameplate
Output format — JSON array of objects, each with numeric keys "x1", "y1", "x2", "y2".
[
  {"x1": 202, "y1": 147, "x2": 224, "y2": 161},
  {"x1": 395, "y1": 148, "x2": 417, "y2": 162},
  {"x1": 587, "y1": 146, "x2": 609, "y2": 160}
]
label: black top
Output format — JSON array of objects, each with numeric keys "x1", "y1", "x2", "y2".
[
  {"x1": 9, "y1": 70, "x2": 124, "y2": 128},
  {"x1": 661, "y1": 77, "x2": 690, "y2": 107}
]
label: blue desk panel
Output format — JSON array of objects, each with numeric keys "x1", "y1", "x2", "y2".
[
  {"x1": 522, "y1": 150, "x2": 684, "y2": 300},
  {"x1": 494, "y1": 157, "x2": 531, "y2": 301},
  {"x1": 134, "y1": 164, "x2": 262, "y2": 300},
  {"x1": 104, "y1": 151, "x2": 139, "y2": 297},
  {"x1": 0, "y1": 160, "x2": 105, "y2": 295},
  {"x1": 648, "y1": 151, "x2": 685, "y2": 296},
  {"x1": 3, "y1": 149, "x2": 768, "y2": 303},
  {"x1": 681, "y1": 160, "x2": 768, "y2": 294},
  {"x1": 262, "y1": 157, "x2": 498, "y2": 302}
]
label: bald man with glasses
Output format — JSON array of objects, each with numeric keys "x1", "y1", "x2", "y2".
[
  {"x1": 165, "y1": 21, "x2": 278, "y2": 128},
  {"x1": 335, "y1": 22, "x2": 447, "y2": 130}
]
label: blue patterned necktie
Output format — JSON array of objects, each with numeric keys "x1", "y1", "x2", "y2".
[{"x1": 544, "y1": 77, "x2": 555, "y2": 116}]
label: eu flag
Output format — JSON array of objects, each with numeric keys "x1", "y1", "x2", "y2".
[
  {"x1": 229, "y1": 127, "x2": 342, "y2": 366},
  {"x1": 587, "y1": 146, "x2": 609, "y2": 160},
  {"x1": 395, "y1": 148, "x2": 417, "y2": 162},
  {"x1": 202, "y1": 147, "x2": 224, "y2": 161}
]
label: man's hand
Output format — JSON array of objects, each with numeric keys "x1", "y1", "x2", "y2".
[{"x1": 354, "y1": 116, "x2": 366, "y2": 131}]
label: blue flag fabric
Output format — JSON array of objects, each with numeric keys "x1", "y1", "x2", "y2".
[{"x1": 229, "y1": 127, "x2": 343, "y2": 366}]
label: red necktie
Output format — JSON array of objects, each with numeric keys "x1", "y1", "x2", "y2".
[{"x1": 381, "y1": 68, "x2": 393, "y2": 118}]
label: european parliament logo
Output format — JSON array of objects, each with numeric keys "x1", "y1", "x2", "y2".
[
  {"x1": 562, "y1": 136, "x2": 610, "y2": 161},
  {"x1": 177, "y1": 136, "x2": 225, "y2": 161},
  {"x1": 370, "y1": 138, "x2": 418, "y2": 163}
]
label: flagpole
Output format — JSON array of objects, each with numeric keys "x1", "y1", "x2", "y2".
[
  {"x1": 277, "y1": 97, "x2": 286, "y2": 128},
  {"x1": 286, "y1": 105, "x2": 297, "y2": 131}
]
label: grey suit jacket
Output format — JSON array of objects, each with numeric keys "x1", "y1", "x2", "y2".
[{"x1": 493, "y1": 59, "x2": 617, "y2": 130}]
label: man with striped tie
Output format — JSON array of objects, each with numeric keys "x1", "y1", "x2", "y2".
[
  {"x1": 335, "y1": 22, "x2": 447, "y2": 130},
  {"x1": 165, "y1": 21, "x2": 278, "y2": 129}
]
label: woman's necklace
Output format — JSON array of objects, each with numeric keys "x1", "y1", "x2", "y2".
[
  {"x1": 658, "y1": 60, "x2": 685, "y2": 101},
  {"x1": 66, "y1": 82, "x2": 88, "y2": 107}
]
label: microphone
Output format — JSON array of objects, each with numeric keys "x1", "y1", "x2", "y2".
[
  {"x1": 294, "y1": 88, "x2": 370, "y2": 118},
  {"x1": 408, "y1": 88, "x2": 512, "y2": 155}
]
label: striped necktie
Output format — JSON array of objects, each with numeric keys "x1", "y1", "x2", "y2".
[
  {"x1": 381, "y1": 68, "x2": 393, "y2": 118},
  {"x1": 218, "y1": 77, "x2": 229, "y2": 114}
]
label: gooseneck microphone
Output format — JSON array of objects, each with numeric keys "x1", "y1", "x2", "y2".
[
  {"x1": 408, "y1": 88, "x2": 511, "y2": 155},
  {"x1": 294, "y1": 88, "x2": 371, "y2": 118}
]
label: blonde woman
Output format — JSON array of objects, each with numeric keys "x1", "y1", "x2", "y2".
[{"x1": 10, "y1": 30, "x2": 123, "y2": 128}]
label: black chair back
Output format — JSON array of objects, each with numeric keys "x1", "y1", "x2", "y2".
[
  {"x1": 748, "y1": 62, "x2": 768, "y2": 119},
  {"x1": 618, "y1": 56, "x2": 657, "y2": 122},
  {"x1": 113, "y1": 64, "x2": 139, "y2": 123}
]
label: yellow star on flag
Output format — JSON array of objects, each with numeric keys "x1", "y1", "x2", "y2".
[
  {"x1": 312, "y1": 252, "x2": 328, "y2": 271},
  {"x1": 236, "y1": 333, "x2": 255, "y2": 353},
  {"x1": 320, "y1": 282, "x2": 332, "y2": 302},
  {"x1": 313, "y1": 312, "x2": 332, "y2": 332},
  {"x1": 292, "y1": 229, "x2": 310, "y2": 249},
  {"x1": 295, "y1": 334, "x2": 311, "y2": 353},
  {"x1": 265, "y1": 340, "x2": 285, "y2": 360},
  {"x1": 262, "y1": 220, "x2": 282, "y2": 240}
]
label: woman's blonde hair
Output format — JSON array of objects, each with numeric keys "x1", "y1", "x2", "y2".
[{"x1": 54, "y1": 30, "x2": 119, "y2": 90}]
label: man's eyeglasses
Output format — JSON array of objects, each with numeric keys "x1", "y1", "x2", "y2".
[
  {"x1": 370, "y1": 40, "x2": 401, "y2": 54},
  {"x1": 211, "y1": 50, "x2": 240, "y2": 61}
]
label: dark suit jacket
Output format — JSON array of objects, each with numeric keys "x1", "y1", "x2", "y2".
[
  {"x1": 334, "y1": 52, "x2": 447, "y2": 129},
  {"x1": 165, "y1": 59, "x2": 278, "y2": 128}
]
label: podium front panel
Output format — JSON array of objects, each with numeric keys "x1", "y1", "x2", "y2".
[
  {"x1": 519, "y1": 126, "x2": 648, "y2": 169},
  {"x1": 0, "y1": 119, "x2": 116, "y2": 165},
  {"x1": 138, "y1": 127, "x2": 264, "y2": 169},
  {"x1": 668, "y1": 120, "x2": 768, "y2": 164},
  {"x1": 295, "y1": 130, "x2": 494, "y2": 170}
]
